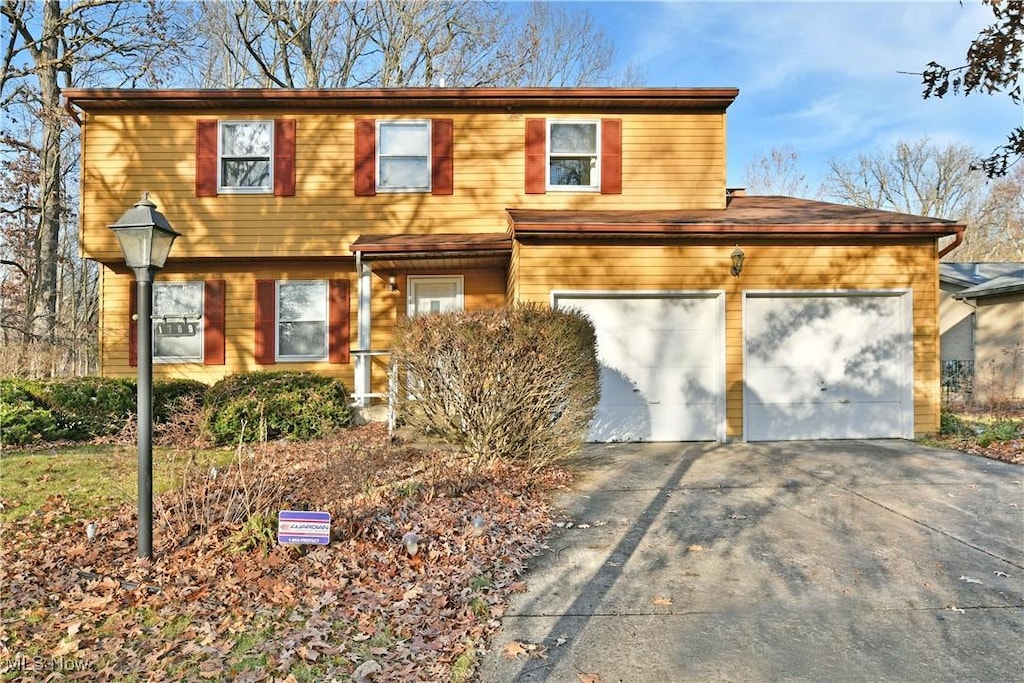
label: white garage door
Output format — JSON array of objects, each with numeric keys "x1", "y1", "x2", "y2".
[
  {"x1": 744, "y1": 292, "x2": 913, "y2": 441},
  {"x1": 553, "y1": 292, "x2": 725, "y2": 442}
]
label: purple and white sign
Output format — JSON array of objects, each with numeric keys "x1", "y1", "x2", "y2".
[{"x1": 277, "y1": 510, "x2": 331, "y2": 545}]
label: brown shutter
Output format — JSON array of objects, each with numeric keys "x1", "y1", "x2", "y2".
[
  {"x1": 203, "y1": 280, "x2": 226, "y2": 366},
  {"x1": 128, "y1": 284, "x2": 138, "y2": 367},
  {"x1": 254, "y1": 280, "x2": 276, "y2": 365},
  {"x1": 601, "y1": 118, "x2": 622, "y2": 195},
  {"x1": 273, "y1": 119, "x2": 296, "y2": 197},
  {"x1": 431, "y1": 118, "x2": 454, "y2": 195},
  {"x1": 328, "y1": 279, "x2": 350, "y2": 364},
  {"x1": 525, "y1": 118, "x2": 546, "y2": 194},
  {"x1": 196, "y1": 119, "x2": 218, "y2": 197},
  {"x1": 354, "y1": 119, "x2": 376, "y2": 196}
]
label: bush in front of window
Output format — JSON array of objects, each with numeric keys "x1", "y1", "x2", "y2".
[
  {"x1": 202, "y1": 371, "x2": 352, "y2": 445},
  {"x1": 153, "y1": 379, "x2": 209, "y2": 424},
  {"x1": 390, "y1": 304, "x2": 600, "y2": 470}
]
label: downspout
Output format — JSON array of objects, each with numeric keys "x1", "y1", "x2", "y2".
[{"x1": 938, "y1": 226, "x2": 964, "y2": 259}]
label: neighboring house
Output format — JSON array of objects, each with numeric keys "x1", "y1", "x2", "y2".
[
  {"x1": 65, "y1": 88, "x2": 964, "y2": 442},
  {"x1": 939, "y1": 263, "x2": 1024, "y2": 404}
]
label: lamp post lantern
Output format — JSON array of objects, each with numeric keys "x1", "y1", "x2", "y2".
[{"x1": 108, "y1": 193, "x2": 180, "y2": 559}]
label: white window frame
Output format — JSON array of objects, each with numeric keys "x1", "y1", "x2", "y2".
[
  {"x1": 218, "y1": 120, "x2": 273, "y2": 194},
  {"x1": 376, "y1": 120, "x2": 432, "y2": 193},
  {"x1": 276, "y1": 280, "x2": 329, "y2": 362},
  {"x1": 547, "y1": 119, "x2": 600, "y2": 191},
  {"x1": 152, "y1": 281, "x2": 204, "y2": 364},
  {"x1": 407, "y1": 276, "x2": 464, "y2": 316}
]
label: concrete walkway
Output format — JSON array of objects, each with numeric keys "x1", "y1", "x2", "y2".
[{"x1": 478, "y1": 440, "x2": 1024, "y2": 682}]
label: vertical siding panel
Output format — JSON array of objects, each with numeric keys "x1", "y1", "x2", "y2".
[
  {"x1": 525, "y1": 118, "x2": 546, "y2": 194},
  {"x1": 601, "y1": 118, "x2": 622, "y2": 194},
  {"x1": 354, "y1": 119, "x2": 376, "y2": 196},
  {"x1": 431, "y1": 119, "x2": 454, "y2": 195},
  {"x1": 273, "y1": 119, "x2": 296, "y2": 197},
  {"x1": 254, "y1": 280, "x2": 276, "y2": 364},
  {"x1": 328, "y1": 279, "x2": 350, "y2": 364},
  {"x1": 195, "y1": 120, "x2": 218, "y2": 197},
  {"x1": 204, "y1": 279, "x2": 226, "y2": 365}
]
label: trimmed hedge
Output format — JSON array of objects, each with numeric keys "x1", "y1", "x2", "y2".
[
  {"x1": 202, "y1": 371, "x2": 353, "y2": 445},
  {"x1": 390, "y1": 304, "x2": 600, "y2": 469}
]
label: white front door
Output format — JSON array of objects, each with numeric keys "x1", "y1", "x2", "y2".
[
  {"x1": 553, "y1": 292, "x2": 726, "y2": 443},
  {"x1": 743, "y1": 291, "x2": 914, "y2": 441},
  {"x1": 408, "y1": 276, "x2": 464, "y2": 316}
]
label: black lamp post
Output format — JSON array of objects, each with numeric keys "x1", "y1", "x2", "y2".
[{"x1": 108, "y1": 193, "x2": 180, "y2": 559}]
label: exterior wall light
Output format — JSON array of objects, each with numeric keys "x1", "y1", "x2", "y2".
[
  {"x1": 387, "y1": 274, "x2": 399, "y2": 292},
  {"x1": 108, "y1": 192, "x2": 180, "y2": 560},
  {"x1": 730, "y1": 246, "x2": 745, "y2": 277}
]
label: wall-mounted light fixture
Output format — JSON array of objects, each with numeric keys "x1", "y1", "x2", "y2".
[
  {"x1": 387, "y1": 274, "x2": 399, "y2": 292},
  {"x1": 730, "y1": 246, "x2": 745, "y2": 277}
]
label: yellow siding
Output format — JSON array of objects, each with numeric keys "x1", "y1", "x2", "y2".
[
  {"x1": 511, "y1": 240, "x2": 942, "y2": 438},
  {"x1": 101, "y1": 261, "x2": 358, "y2": 386},
  {"x1": 80, "y1": 110, "x2": 726, "y2": 262}
]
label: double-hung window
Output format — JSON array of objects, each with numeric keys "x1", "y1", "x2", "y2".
[
  {"x1": 220, "y1": 121, "x2": 273, "y2": 192},
  {"x1": 548, "y1": 120, "x2": 600, "y2": 190},
  {"x1": 153, "y1": 282, "x2": 204, "y2": 362},
  {"x1": 377, "y1": 120, "x2": 431, "y2": 192},
  {"x1": 277, "y1": 281, "x2": 328, "y2": 360}
]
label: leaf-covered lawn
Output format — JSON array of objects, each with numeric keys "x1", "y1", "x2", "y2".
[{"x1": 0, "y1": 424, "x2": 567, "y2": 681}]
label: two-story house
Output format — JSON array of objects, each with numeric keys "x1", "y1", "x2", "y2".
[{"x1": 64, "y1": 87, "x2": 964, "y2": 442}]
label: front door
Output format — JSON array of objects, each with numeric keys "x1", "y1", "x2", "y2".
[{"x1": 408, "y1": 276, "x2": 464, "y2": 316}]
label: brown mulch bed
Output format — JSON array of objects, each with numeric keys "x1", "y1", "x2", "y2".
[{"x1": 0, "y1": 423, "x2": 571, "y2": 681}]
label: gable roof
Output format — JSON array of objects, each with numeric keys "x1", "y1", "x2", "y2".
[
  {"x1": 63, "y1": 87, "x2": 739, "y2": 114},
  {"x1": 940, "y1": 262, "x2": 1024, "y2": 288},
  {"x1": 948, "y1": 264, "x2": 1024, "y2": 299},
  {"x1": 508, "y1": 196, "x2": 963, "y2": 239}
]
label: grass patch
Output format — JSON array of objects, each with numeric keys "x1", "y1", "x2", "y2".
[{"x1": 0, "y1": 444, "x2": 234, "y2": 525}]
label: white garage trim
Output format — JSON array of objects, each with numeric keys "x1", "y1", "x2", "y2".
[
  {"x1": 742, "y1": 289, "x2": 914, "y2": 441},
  {"x1": 552, "y1": 290, "x2": 726, "y2": 443}
]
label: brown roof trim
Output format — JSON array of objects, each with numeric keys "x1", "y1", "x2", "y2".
[
  {"x1": 507, "y1": 197, "x2": 963, "y2": 239},
  {"x1": 351, "y1": 232, "x2": 512, "y2": 256},
  {"x1": 63, "y1": 87, "x2": 739, "y2": 113}
]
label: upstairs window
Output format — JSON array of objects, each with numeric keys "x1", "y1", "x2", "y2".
[
  {"x1": 153, "y1": 282, "x2": 204, "y2": 362},
  {"x1": 525, "y1": 118, "x2": 621, "y2": 195},
  {"x1": 220, "y1": 121, "x2": 273, "y2": 192},
  {"x1": 378, "y1": 120, "x2": 431, "y2": 192},
  {"x1": 354, "y1": 119, "x2": 453, "y2": 196},
  {"x1": 548, "y1": 121, "x2": 599, "y2": 190},
  {"x1": 196, "y1": 119, "x2": 295, "y2": 197}
]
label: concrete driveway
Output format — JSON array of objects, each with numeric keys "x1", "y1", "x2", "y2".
[{"x1": 478, "y1": 440, "x2": 1024, "y2": 682}]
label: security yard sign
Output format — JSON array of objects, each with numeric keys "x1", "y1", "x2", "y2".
[{"x1": 278, "y1": 510, "x2": 331, "y2": 545}]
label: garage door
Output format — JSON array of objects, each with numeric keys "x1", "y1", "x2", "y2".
[
  {"x1": 744, "y1": 292, "x2": 913, "y2": 440},
  {"x1": 554, "y1": 292, "x2": 725, "y2": 442}
]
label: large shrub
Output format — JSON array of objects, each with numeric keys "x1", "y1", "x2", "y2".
[
  {"x1": 153, "y1": 378, "x2": 208, "y2": 424},
  {"x1": 0, "y1": 379, "x2": 61, "y2": 446},
  {"x1": 36, "y1": 376, "x2": 136, "y2": 440},
  {"x1": 390, "y1": 304, "x2": 600, "y2": 469},
  {"x1": 203, "y1": 371, "x2": 353, "y2": 445}
]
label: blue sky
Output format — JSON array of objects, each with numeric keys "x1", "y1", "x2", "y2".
[{"x1": 582, "y1": 0, "x2": 1019, "y2": 188}]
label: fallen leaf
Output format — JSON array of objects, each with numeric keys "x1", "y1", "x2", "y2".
[
  {"x1": 352, "y1": 659, "x2": 381, "y2": 683},
  {"x1": 652, "y1": 597, "x2": 673, "y2": 606},
  {"x1": 687, "y1": 544, "x2": 705, "y2": 553},
  {"x1": 577, "y1": 673, "x2": 602, "y2": 683},
  {"x1": 50, "y1": 638, "x2": 79, "y2": 657}
]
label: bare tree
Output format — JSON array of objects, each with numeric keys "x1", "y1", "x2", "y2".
[
  {"x1": 196, "y1": 0, "x2": 640, "y2": 88},
  {"x1": 743, "y1": 146, "x2": 819, "y2": 198},
  {"x1": 914, "y1": 0, "x2": 1023, "y2": 177},
  {"x1": 822, "y1": 138, "x2": 1021, "y2": 260},
  {"x1": 1, "y1": 0, "x2": 193, "y2": 375}
]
